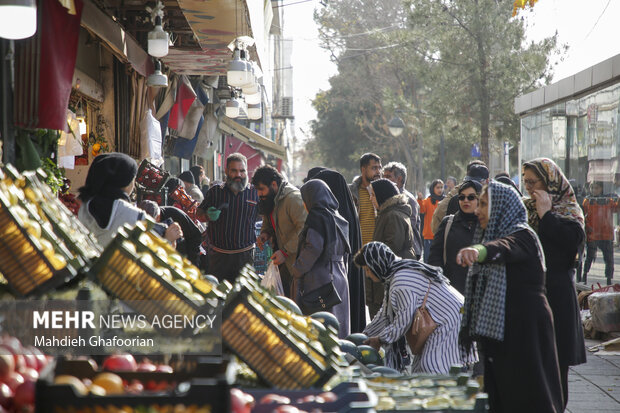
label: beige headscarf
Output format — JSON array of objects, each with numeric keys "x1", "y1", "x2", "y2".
[{"x1": 522, "y1": 158, "x2": 585, "y2": 232}]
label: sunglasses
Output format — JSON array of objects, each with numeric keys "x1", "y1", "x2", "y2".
[{"x1": 458, "y1": 194, "x2": 478, "y2": 201}]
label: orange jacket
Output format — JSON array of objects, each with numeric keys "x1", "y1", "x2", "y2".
[
  {"x1": 583, "y1": 197, "x2": 620, "y2": 241},
  {"x1": 418, "y1": 197, "x2": 440, "y2": 240}
]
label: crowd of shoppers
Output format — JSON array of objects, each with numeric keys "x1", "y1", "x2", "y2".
[{"x1": 78, "y1": 151, "x2": 591, "y2": 411}]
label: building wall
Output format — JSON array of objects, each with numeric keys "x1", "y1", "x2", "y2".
[{"x1": 520, "y1": 80, "x2": 620, "y2": 192}]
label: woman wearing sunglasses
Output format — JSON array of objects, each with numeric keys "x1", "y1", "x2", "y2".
[{"x1": 428, "y1": 180, "x2": 482, "y2": 294}]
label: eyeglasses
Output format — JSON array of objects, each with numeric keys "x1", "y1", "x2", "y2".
[
  {"x1": 458, "y1": 194, "x2": 478, "y2": 201},
  {"x1": 523, "y1": 178, "x2": 541, "y2": 186}
]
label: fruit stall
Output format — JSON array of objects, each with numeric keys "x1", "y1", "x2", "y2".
[{"x1": 0, "y1": 164, "x2": 489, "y2": 413}]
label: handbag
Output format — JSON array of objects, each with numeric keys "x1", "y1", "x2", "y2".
[
  {"x1": 300, "y1": 278, "x2": 342, "y2": 314},
  {"x1": 405, "y1": 280, "x2": 437, "y2": 355}
]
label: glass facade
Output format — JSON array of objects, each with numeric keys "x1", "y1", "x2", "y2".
[
  {"x1": 520, "y1": 82, "x2": 620, "y2": 284},
  {"x1": 521, "y1": 82, "x2": 620, "y2": 193}
]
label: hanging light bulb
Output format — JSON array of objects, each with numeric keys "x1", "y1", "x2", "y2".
[
  {"x1": 75, "y1": 99, "x2": 86, "y2": 121},
  {"x1": 147, "y1": 59, "x2": 168, "y2": 88},
  {"x1": 148, "y1": 15, "x2": 169, "y2": 58},
  {"x1": 226, "y1": 94, "x2": 240, "y2": 118},
  {"x1": 245, "y1": 87, "x2": 261, "y2": 105},
  {"x1": 227, "y1": 49, "x2": 247, "y2": 87},
  {"x1": 247, "y1": 103, "x2": 261, "y2": 120},
  {"x1": 0, "y1": 0, "x2": 37, "y2": 40}
]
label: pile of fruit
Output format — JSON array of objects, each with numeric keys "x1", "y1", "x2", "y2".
[
  {"x1": 222, "y1": 267, "x2": 344, "y2": 389},
  {"x1": 0, "y1": 335, "x2": 52, "y2": 413},
  {"x1": 38, "y1": 354, "x2": 228, "y2": 413}
]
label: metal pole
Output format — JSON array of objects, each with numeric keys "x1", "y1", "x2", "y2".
[
  {"x1": 1, "y1": 39, "x2": 15, "y2": 164},
  {"x1": 504, "y1": 141, "x2": 509, "y2": 173},
  {"x1": 440, "y1": 130, "x2": 445, "y2": 181}
]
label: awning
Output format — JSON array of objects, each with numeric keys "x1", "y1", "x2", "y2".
[{"x1": 219, "y1": 116, "x2": 287, "y2": 160}]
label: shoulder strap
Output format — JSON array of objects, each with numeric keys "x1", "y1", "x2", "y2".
[
  {"x1": 421, "y1": 280, "x2": 431, "y2": 309},
  {"x1": 443, "y1": 215, "x2": 455, "y2": 265}
]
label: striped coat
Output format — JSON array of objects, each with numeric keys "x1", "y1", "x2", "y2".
[{"x1": 364, "y1": 268, "x2": 474, "y2": 374}]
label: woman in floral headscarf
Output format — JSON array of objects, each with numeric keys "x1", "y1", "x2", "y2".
[
  {"x1": 457, "y1": 181, "x2": 563, "y2": 413},
  {"x1": 522, "y1": 158, "x2": 586, "y2": 410}
]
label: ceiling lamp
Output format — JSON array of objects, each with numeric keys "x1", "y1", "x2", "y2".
[
  {"x1": 227, "y1": 49, "x2": 248, "y2": 87},
  {"x1": 0, "y1": 0, "x2": 37, "y2": 40},
  {"x1": 147, "y1": 60, "x2": 168, "y2": 88},
  {"x1": 247, "y1": 103, "x2": 261, "y2": 120},
  {"x1": 226, "y1": 95, "x2": 240, "y2": 118},
  {"x1": 245, "y1": 88, "x2": 261, "y2": 105},
  {"x1": 148, "y1": 15, "x2": 169, "y2": 58}
]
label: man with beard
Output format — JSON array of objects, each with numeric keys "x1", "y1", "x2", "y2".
[
  {"x1": 198, "y1": 153, "x2": 259, "y2": 282},
  {"x1": 253, "y1": 165, "x2": 307, "y2": 298},
  {"x1": 349, "y1": 153, "x2": 382, "y2": 319}
]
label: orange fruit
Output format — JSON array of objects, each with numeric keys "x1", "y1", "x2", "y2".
[
  {"x1": 92, "y1": 372, "x2": 124, "y2": 395},
  {"x1": 93, "y1": 143, "x2": 101, "y2": 152},
  {"x1": 53, "y1": 375, "x2": 89, "y2": 395}
]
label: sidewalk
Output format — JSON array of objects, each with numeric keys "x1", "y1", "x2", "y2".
[
  {"x1": 576, "y1": 247, "x2": 620, "y2": 288},
  {"x1": 566, "y1": 339, "x2": 620, "y2": 413}
]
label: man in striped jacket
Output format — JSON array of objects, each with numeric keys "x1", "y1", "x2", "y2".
[{"x1": 199, "y1": 153, "x2": 259, "y2": 282}]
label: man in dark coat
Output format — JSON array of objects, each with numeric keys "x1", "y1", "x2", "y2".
[
  {"x1": 383, "y1": 161, "x2": 423, "y2": 259},
  {"x1": 368, "y1": 178, "x2": 415, "y2": 318}
]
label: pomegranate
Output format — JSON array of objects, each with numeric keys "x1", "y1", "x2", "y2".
[
  {"x1": 154, "y1": 364, "x2": 173, "y2": 373},
  {"x1": 102, "y1": 354, "x2": 137, "y2": 372},
  {"x1": 136, "y1": 361, "x2": 156, "y2": 372},
  {"x1": 0, "y1": 354, "x2": 14, "y2": 381},
  {"x1": 13, "y1": 381, "x2": 34, "y2": 409},
  {"x1": 18, "y1": 368, "x2": 38, "y2": 383},
  {"x1": 0, "y1": 383, "x2": 12, "y2": 409},
  {"x1": 5, "y1": 372, "x2": 24, "y2": 392}
]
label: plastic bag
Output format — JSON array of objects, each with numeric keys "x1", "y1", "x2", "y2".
[{"x1": 261, "y1": 262, "x2": 284, "y2": 296}]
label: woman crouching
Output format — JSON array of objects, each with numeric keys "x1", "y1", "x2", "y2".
[{"x1": 355, "y1": 242, "x2": 476, "y2": 374}]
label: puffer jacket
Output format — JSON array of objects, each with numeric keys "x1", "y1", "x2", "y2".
[
  {"x1": 260, "y1": 181, "x2": 308, "y2": 274},
  {"x1": 373, "y1": 194, "x2": 416, "y2": 259}
]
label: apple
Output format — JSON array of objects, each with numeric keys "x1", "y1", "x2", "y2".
[
  {"x1": 155, "y1": 364, "x2": 173, "y2": 373},
  {"x1": 0, "y1": 345, "x2": 23, "y2": 373},
  {"x1": 231, "y1": 388, "x2": 254, "y2": 413},
  {"x1": 13, "y1": 381, "x2": 34, "y2": 409},
  {"x1": 22, "y1": 355, "x2": 37, "y2": 371},
  {"x1": 5, "y1": 372, "x2": 24, "y2": 392},
  {"x1": 0, "y1": 354, "x2": 14, "y2": 381},
  {"x1": 0, "y1": 383, "x2": 12, "y2": 408},
  {"x1": 18, "y1": 368, "x2": 38, "y2": 383},
  {"x1": 136, "y1": 361, "x2": 156, "y2": 372},
  {"x1": 259, "y1": 394, "x2": 291, "y2": 405},
  {"x1": 126, "y1": 380, "x2": 144, "y2": 394},
  {"x1": 102, "y1": 354, "x2": 137, "y2": 372}
]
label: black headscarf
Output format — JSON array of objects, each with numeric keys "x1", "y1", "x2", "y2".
[
  {"x1": 304, "y1": 167, "x2": 327, "y2": 183},
  {"x1": 298, "y1": 180, "x2": 350, "y2": 261},
  {"x1": 313, "y1": 168, "x2": 366, "y2": 332},
  {"x1": 78, "y1": 153, "x2": 138, "y2": 228},
  {"x1": 457, "y1": 180, "x2": 482, "y2": 222},
  {"x1": 179, "y1": 171, "x2": 195, "y2": 185},
  {"x1": 371, "y1": 179, "x2": 399, "y2": 206},
  {"x1": 429, "y1": 179, "x2": 445, "y2": 205},
  {"x1": 189, "y1": 166, "x2": 203, "y2": 186}
]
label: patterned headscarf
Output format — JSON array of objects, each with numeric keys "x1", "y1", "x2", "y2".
[
  {"x1": 360, "y1": 242, "x2": 448, "y2": 286},
  {"x1": 522, "y1": 158, "x2": 585, "y2": 232},
  {"x1": 461, "y1": 181, "x2": 545, "y2": 347},
  {"x1": 359, "y1": 242, "x2": 447, "y2": 370}
]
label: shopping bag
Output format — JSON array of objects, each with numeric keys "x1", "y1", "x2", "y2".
[{"x1": 261, "y1": 262, "x2": 284, "y2": 296}]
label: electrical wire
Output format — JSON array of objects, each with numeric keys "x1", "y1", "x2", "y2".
[{"x1": 585, "y1": 0, "x2": 611, "y2": 39}]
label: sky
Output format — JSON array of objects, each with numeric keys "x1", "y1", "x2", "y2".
[{"x1": 281, "y1": 0, "x2": 620, "y2": 146}]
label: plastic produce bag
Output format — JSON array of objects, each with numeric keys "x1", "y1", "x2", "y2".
[{"x1": 261, "y1": 262, "x2": 284, "y2": 296}]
